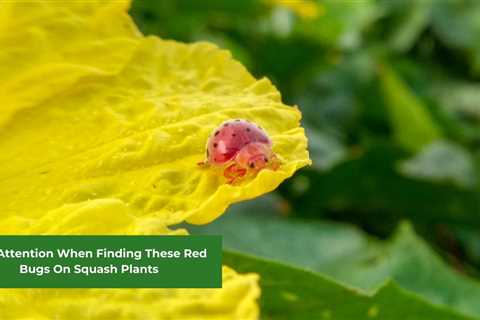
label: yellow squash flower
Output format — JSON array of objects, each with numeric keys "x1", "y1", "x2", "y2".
[{"x1": 0, "y1": 0, "x2": 310, "y2": 318}]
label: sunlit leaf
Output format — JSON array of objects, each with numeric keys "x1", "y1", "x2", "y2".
[
  {"x1": 0, "y1": 0, "x2": 310, "y2": 234},
  {"x1": 0, "y1": 0, "x2": 310, "y2": 318}
]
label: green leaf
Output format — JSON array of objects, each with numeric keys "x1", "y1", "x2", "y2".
[
  {"x1": 430, "y1": 79, "x2": 480, "y2": 144},
  {"x1": 398, "y1": 140, "x2": 477, "y2": 188},
  {"x1": 380, "y1": 65, "x2": 442, "y2": 152},
  {"x1": 224, "y1": 250, "x2": 476, "y2": 320},
  {"x1": 306, "y1": 127, "x2": 347, "y2": 171},
  {"x1": 431, "y1": 0, "x2": 480, "y2": 73},
  {"x1": 454, "y1": 225, "x2": 480, "y2": 269},
  {"x1": 383, "y1": 0, "x2": 433, "y2": 52},
  {"x1": 194, "y1": 208, "x2": 480, "y2": 318},
  {"x1": 295, "y1": 0, "x2": 380, "y2": 49}
]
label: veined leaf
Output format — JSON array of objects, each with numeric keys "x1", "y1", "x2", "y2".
[
  {"x1": 224, "y1": 251, "x2": 475, "y2": 320},
  {"x1": 0, "y1": 0, "x2": 310, "y2": 318}
]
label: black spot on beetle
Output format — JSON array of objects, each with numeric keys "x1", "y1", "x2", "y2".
[
  {"x1": 232, "y1": 133, "x2": 236, "y2": 137},
  {"x1": 246, "y1": 128, "x2": 251, "y2": 132},
  {"x1": 249, "y1": 163, "x2": 255, "y2": 168},
  {"x1": 264, "y1": 158, "x2": 268, "y2": 162},
  {"x1": 213, "y1": 143, "x2": 218, "y2": 148}
]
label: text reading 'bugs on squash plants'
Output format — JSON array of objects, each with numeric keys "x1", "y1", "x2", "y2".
[{"x1": 0, "y1": 236, "x2": 222, "y2": 288}]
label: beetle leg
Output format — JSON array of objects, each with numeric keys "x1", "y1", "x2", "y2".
[
  {"x1": 197, "y1": 160, "x2": 209, "y2": 168},
  {"x1": 224, "y1": 163, "x2": 247, "y2": 184},
  {"x1": 270, "y1": 154, "x2": 280, "y2": 171}
]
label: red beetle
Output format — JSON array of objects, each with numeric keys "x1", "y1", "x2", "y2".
[{"x1": 199, "y1": 119, "x2": 280, "y2": 184}]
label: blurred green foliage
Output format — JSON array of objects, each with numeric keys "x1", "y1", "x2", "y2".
[
  {"x1": 225, "y1": 250, "x2": 475, "y2": 320},
  {"x1": 131, "y1": 0, "x2": 480, "y2": 293},
  {"x1": 197, "y1": 207, "x2": 480, "y2": 318}
]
